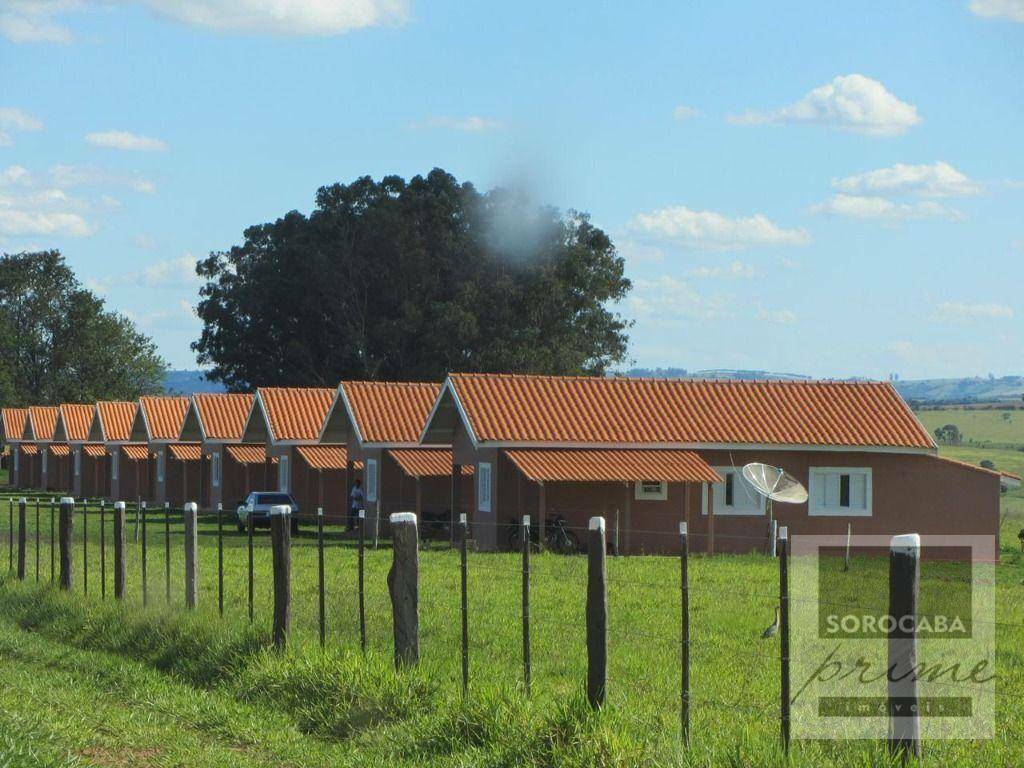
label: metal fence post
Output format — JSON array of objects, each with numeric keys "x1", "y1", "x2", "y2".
[
  {"x1": 217, "y1": 503, "x2": 224, "y2": 617},
  {"x1": 586, "y1": 516, "x2": 607, "y2": 709},
  {"x1": 680, "y1": 521, "x2": 690, "y2": 747},
  {"x1": 141, "y1": 501, "x2": 148, "y2": 606},
  {"x1": 164, "y1": 501, "x2": 171, "y2": 604},
  {"x1": 358, "y1": 509, "x2": 366, "y2": 651},
  {"x1": 317, "y1": 507, "x2": 325, "y2": 648},
  {"x1": 522, "y1": 514, "x2": 531, "y2": 696},
  {"x1": 58, "y1": 497, "x2": 73, "y2": 591},
  {"x1": 113, "y1": 501, "x2": 126, "y2": 600},
  {"x1": 270, "y1": 504, "x2": 292, "y2": 650},
  {"x1": 779, "y1": 525, "x2": 791, "y2": 753},
  {"x1": 100, "y1": 500, "x2": 106, "y2": 598},
  {"x1": 387, "y1": 512, "x2": 419, "y2": 668},
  {"x1": 49, "y1": 500, "x2": 55, "y2": 582},
  {"x1": 16, "y1": 498, "x2": 26, "y2": 580},
  {"x1": 184, "y1": 502, "x2": 198, "y2": 609},
  {"x1": 888, "y1": 533, "x2": 921, "y2": 761},
  {"x1": 247, "y1": 507, "x2": 254, "y2": 623},
  {"x1": 34, "y1": 498, "x2": 40, "y2": 582},
  {"x1": 460, "y1": 513, "x2": 469, "y2": 695},
  {"x1": 82, "y1": 499, "x2": 88, "y2": 595}
]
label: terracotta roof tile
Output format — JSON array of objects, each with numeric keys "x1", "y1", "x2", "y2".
[
  {"x1": 296, "y1": 445, "x2": 348, "y2": 471},
  {"x1": 49, "y1": 443, "x2": 71, "y2": 457},
  {"x1": 122, "y1": 444, "x2": 150, "y2": 461},
  {"x1": 342, "y1": 381, "x2": 441, "y2": 444},
  {"x1": 20, "y1": 444, "x2": 38, "y2": 455},
  {"x1": 139, "y1": 396, "x2": 190, "y2": 441},
  {"x1": 388, "y1": 448, "x2": 473, "y2": 478},
  {"x1": 26, "y1": 406, "x2": 59, "y2": 441},
  {"x1": 446, "y1": 374, "x2": 934, "y2": 450},
  {"x1": 259, "y1": 387, "x2": 335, "y2": 442},
  {"x1": 504, "y1": 448, "x2": 722, "y2": 483},
  {"x1": 84, "y1": 444, "x2": 107, "y2": 458},
  {"x1": 97, "y1": 402, "x2": 137, "y2": 442},
  {"x1": 1, "y1": 408, "x2": 28, "y2": 441},
  {"x1": 193, "y1": 393, "x2": 255, "y2": 441},
  {"x1": 225, "y1": 444, "x2": 269, "y2": 465},
  {"x1": 169, "y1": 443, "x2": 202, "y2": 461},
  {"x1": 58, "y1": 404, "x2": 94, "y2": 442}
]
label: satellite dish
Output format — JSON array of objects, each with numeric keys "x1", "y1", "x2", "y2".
[{"x1": 742, "y1": 463, "x2": 808, "y2": 505}]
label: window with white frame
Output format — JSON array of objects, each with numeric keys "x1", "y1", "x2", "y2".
[
  {"x1": 703, "y1": 466, "x2": 765, "y2": 516},
  {"x1": 211, "y1": 451, "x2": 221, "y2": 488},
  {"x1": 809, "y1": 467, "x2": 872, "y2": 516},
  {"x1": 156, "y1": 449, "x2": 165, "y2": 483},
  {"x1": 111, "y1": 451, "x2": 119, "y2": 481},
  {"x1": 366, "y1": 458, "x2": 378, "y2": 502},
  {"x1": 74, "y1": 448, "x2": 81, "y2": 477},
  {"x1": 635, "y1": 480, "x2": 668, "y2": 501},
  {"x1": 278, "y1": 454, "x2": 290, "y2": 492},
  {"x1": 477, "y1": 462, "x2": 492, "y2": 513}
]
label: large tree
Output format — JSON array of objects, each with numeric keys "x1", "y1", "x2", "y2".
[
  {"x1": 0, "y1": 250, "x2": 167, "y2": 406},
  {"x1": 193, "y1": 169, "x2": 631, "y2": 390}
]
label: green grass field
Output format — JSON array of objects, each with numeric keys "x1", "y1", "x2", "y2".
[
  {"x1": 0, "y1": 496, "x2": 1023, "y2": 766},
  {"x1": 916, "y1": 407, "x2": 1024, "y2": 449}
]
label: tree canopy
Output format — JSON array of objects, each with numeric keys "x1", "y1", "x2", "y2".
[
  {"x1": 0, "y1": 250, "x2": 167, "y2": 406},
  {"x1": 193, "y1": 169, "x2": 632, "y2": 390}
]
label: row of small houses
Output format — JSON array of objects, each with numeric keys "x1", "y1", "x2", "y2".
[{"x1": 0, "y1": 375, "x2": 1017, "y2": 553}]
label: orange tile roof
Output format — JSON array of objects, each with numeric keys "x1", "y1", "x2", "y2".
[
  {"x1": 122, "y1": 444, "x2": 150, "y2": 461},
  {"x1": 445, "y1": 374, "x2": 935, "y2": 450},
  {"x1": 193, "y1": 393, "x2": 254, "y2": 440},
  {"x1": 97, "y1": 402, "x2": 137, "y2": 442},
  {"x1": 58, "y1": 404, "x2": 93, "y2": 442},
  {"x1": 1, "y1": 407, "x2": 28, "y2": 441},
  {"x1": 258, "y1": 387, "x2": 335, "y2": 442},
  {"x1": 139, "y1": 396, "x2": 190, "y2": 441},
  {"x1": 388, "y1": 448, "x2": 474, "y2": 478},
  {"x1": 84, "y1": 444, "x2": 107, "y2": 458},
  {"x1": 296, "y1": 445, "x2": 348, "y2": 471},
  {"x1": 26, "y1": 406, "x2": 59, "y2": 441},
  {"x1": 932, "y1": 455, "x2": 1022, "y2": 481},
  {"x1": 48, "y1": 443, "x2": 71, "y2": 457},
  {"x1": 169, "y1": 443, "x2": 202, "y2": 461},
  {"x1": 342, "y1": 381, "x2": 441, "y2": 444},
  {"x1": 505, "y1": 448, "x2": 722, "y2": 484},
  {"x1": 20, "y1": 444, "x2": 38, "y2": 455},
  {"x1": 225, "y1": 444, "x2": 269, "y2": 465}
]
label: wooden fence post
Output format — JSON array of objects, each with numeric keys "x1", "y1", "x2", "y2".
[
  {"x1": 459, "y1": 513, "x2": 469, "y2": 695},
  {"x1": 16, "y1": 498, "x2": 26, "y2": 580},
  {"x1": 680, "y1": 521, "x2": 690, "y2": 747},
  {"x1": 779, "y1": 525, "x2": 790, "y2": 753},
  {"x1": 387, "y1": 512, "x2": 419, "y2": 668},
  {"x1": 184, "y1": 502, "x2": 198, "y2": 610},
  {"x1": 317, "y1": 507, "x2": 325, "y2": 648},
  {"x1": 270, "y1": 504, "x2": 292, "y2": 650},
  {"x1": 358, "y1": 509, "x2": 366, "y2": 651},
  {"x1": 113, "y1": 501, "x2": 126, "y2": 600},
  {"x1": 217, "y1": 503, "x2": 223, "y2": 617},
  {"x1": 59, "y1": 497, "x2": 73, "y2": 591},
  {"x1": 888, "y1": 533, "x2": 921, "y2": 761},
  {"x1": 100, "y1": 501, "x2": 106, "y2": 599},
  {"x1": 586, "y1": 516, "x2": 608, "y2": 709},
  {"x1": 522, "y1": 514, "x2": 531, "y2": 696}
]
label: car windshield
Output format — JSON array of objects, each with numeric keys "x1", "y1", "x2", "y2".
[{"x1": 257, "y1": 493, "x2": 292, "y2": 505}]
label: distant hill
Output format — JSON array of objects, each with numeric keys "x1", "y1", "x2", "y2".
[{"x1": 163, "y1": 370, "x2": 226, "y2": 395}]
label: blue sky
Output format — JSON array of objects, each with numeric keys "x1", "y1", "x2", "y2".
[{"x1": 1, "y1": 0, "x2": 1022, "y2": 378}]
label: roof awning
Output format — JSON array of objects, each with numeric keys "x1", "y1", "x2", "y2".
[
  {"x1": 504, "y1": 449, "x2": 722, "y2": 484},
  {"x1": 84, "y1": 444, "x2": 106, "y2": 458},
  {"x1": 169, "y1": 443, "x2": 202, "y2": 461},
  {"x1": 388, "y1": 448, "x2": 474, "y2": 478},
  {"x1": 20, "y1": 444, "x2": 38, "y2": 455},
  {"x1": 226, "y1": 444, "x2": 269, "y2": 465},
  {"x1": 122, "y1": 444, "x2": 150, "y2": 461},
  {"x1": 48, "y1": 443, "x2": 71, "y2": 456},
  {"x1": 295, "y1": 445, "x2": 353, "y2": 471}
]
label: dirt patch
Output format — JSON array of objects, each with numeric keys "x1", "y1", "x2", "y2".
[{"x1": 77, "y1": 746, "x2": 163, "y2": 767}]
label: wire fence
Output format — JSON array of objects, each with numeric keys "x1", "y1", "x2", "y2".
[{"x1": 0, "y1": 491, "x2": 1022, "y2": 758}]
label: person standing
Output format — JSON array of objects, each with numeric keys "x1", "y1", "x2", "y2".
[{"x1": 348, "y1": 477, "x2": 364, "y2": 531}]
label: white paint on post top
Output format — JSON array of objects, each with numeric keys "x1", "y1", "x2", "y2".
[
  {"x1": 679, "y1": 521, "x2": 687, "y2": 535},
  {"x1": 60, "y1": 497, "x2": 74, "y2": 505},
  {"x1": 589, "y1": 516, "x2": 605, "y2": 532},
  {"x1": 891, "y1": 533, "x2": 920, "y2": 553},
  {"x1": 522, "y1": 515, "x2": 530, "y2": 526},
  {"x1": 18, "y1": 497, "x2": 26, "y2": 504},
  {"x1": 459, "y1": 513, "x2": 467, "y2": 524},
  {"x1": 114, "y1": 501, "x2": 126, "y2": 511},
  {"x1": 358, "y1": 509, "x2": 365, "y2": 519},
  {"x1": 779, "y1": 526, "x2": 789, "y2": 540},
  {"x1": 269, "y1": 504, "x2": 291, "y2": 517},
  {"x1": 184, "y1": 502, "x2": 197, "y2": 513},
  {"x1": 390, "y1": 512, "x2": 417, "y2": 525},
  {"x1": 317, "y1": 507, "x2": 323, "y2": 517}
]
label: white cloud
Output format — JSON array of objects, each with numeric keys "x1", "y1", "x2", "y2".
[
  {"x1": 422, "y1": 116, "x2": 504, "y2": 132},
  {"x1": 809, "y1": 194, "x2": 963, "y2": 222},
  {"x1": 85, "y1": 131, "x2": 168, "y2": 152},
  {"x1": 629, "y1": 276, "x2": 728, "y2": 322},
  {"x1": 831, "y1": 161, "x2": 982, "y2": 198},
  {"x1": 0, "y1": 165, "x2": 34, "y2": 186},
  {"x1": 930, "y1": 301, "x2": 1014, "y2": 323},
  {"x1": 687, "y1": 261, "x2": 757, "y2": 279},
  {"x1": 629, "y1": 205, "x2": 810, "y2": 251},
  {"x1": 673, "y1": 105, "x2": 700, "y2": 122},
  {"x1": 757, "y1": 307, "x2": 798, "y2": 325},
  {"x1": 0, "y1": 106, "x2": 45, "y2": 146},
  {"x1": 0, "y1": 179, "x2": 97, "y2": 237},
  {"x1": 50, "y1": 164, "x2": 156, "y2": 194},
  {"x1": 969, "y1": 0, "x2": 1024, "y2": 22},
  {"x1": 90, "y1": 254, "x2": 201, "y2": 294},
  {"x1": 133, "y1": 234, "x2": 155, "y2": 249},
  {"x1": 729, "y1": 74, "x2": 921, "y2": 136},
  {"x1": 1, "y1": 0, "x2": 407, "y2": 42}
]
